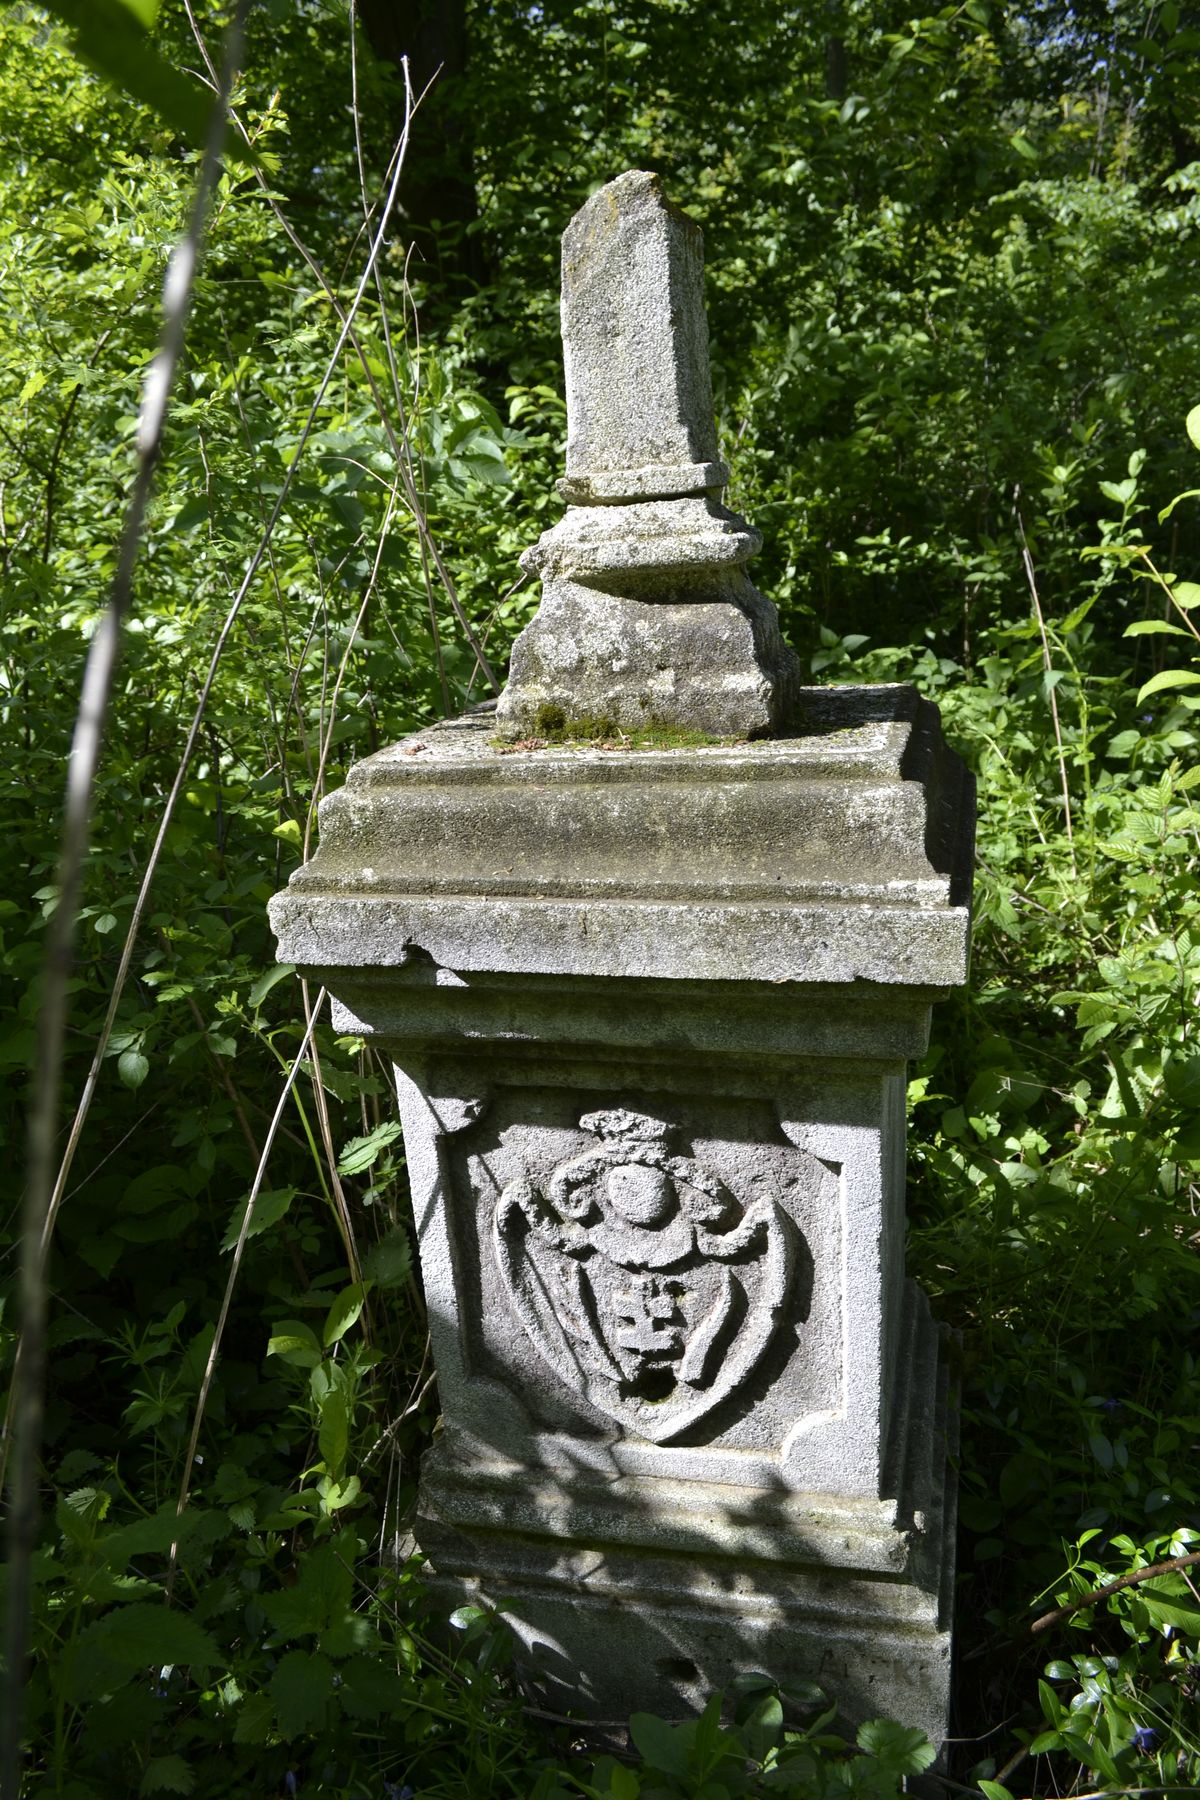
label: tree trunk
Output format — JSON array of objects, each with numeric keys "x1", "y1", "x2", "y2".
[{"x1": 357, "y1": 0, "x2": 490, "y2": 296}]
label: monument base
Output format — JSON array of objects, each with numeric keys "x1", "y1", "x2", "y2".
[
  {"x1": 269, "y1": 687, "x2": 973, "y2": 1752},
  {"x1": 415, "y1": 1283, "x2": 957, "y2": 1747}
]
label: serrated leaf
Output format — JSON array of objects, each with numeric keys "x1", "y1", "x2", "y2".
[
  {"x1": 261, "y1": 1538, "x2": 354, "y2": 1643},
  {"x1": 855, "y1": 1719, "x2": 936, "y2": 1774},
  {"x1": 221, "y1": 1186, "x2": 296, "y2": 1252},
  {"x1": 57, "y1": 1486, "x2": 111, "y2": 1545},
  {"x1": 232, "y1": 1691, "x2": 274, "y2": 1745},
  {"x1": 361, "y1": 1225, "x2": 411, "y2": 1289},
  {"x1": 270, "y1": 1648, "x2": 333, "y2": 1738},
  {"x1": 249, "y1": 962, "x2": 295, "y2": 1008},
  {"x1": 338, "y1": 1653, "x2": 402, "y2": 1720},
  {"x1": 336, "y1": 1120, "x2": 402, "y2": 1176},
  {"x1": 140, "y1": 1755, "x2": 194, "y2": 1796},
  {"x1": 19, "y1": 369, "x2": 47, "y2": 405},
  {"x1": 70, "y1": 1604, "x2": 221, "y2": 1700}
]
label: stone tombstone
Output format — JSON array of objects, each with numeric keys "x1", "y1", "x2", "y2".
[{"x1": 270, "y1": 170, "x2": 974, "y2": 1749}]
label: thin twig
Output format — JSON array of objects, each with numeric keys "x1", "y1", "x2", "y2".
[
  {"x1": 1016, "y1": 506, "x2": 1076, "y2": 876},
  {"x1": 169, "y1": 990, "x2": 327, "y2": 1585},
  {"x1": 0, "y1": 12, "x2": 250, "y2": 1797},
  {"x1": 1031, "y1": 1547, "x2": 1200, "y2": 1634},
  {"x1": 24, "y1": 84, "x2": 417, "y2": 1291}
]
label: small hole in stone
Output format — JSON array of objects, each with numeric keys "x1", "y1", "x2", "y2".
[
  {"x1": 656, "y1": 1657, "x2": 698, "y2": 1682},
  {"x1": 624, "y1": 1366, "x2": 676, "y2": 1402}
]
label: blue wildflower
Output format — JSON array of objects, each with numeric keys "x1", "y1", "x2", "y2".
[
  {"x1": 1132, "y1": 1724, "x2": 1158, "y2": 1753},
  {"x1": 285, "y1": 1774, "x2": 298, "y2": 1796}
]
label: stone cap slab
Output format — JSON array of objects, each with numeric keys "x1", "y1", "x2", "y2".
[{"x1": 269, "y1": 684, "x2": 974, "y2": 988}]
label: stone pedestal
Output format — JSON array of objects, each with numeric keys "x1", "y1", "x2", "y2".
[{"x1": 269, "y1": 683, "x2": 973, "y2": 1745}]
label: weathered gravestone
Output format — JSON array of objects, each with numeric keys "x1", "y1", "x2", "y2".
[{"x1": 270, "y1": 169, "x2": 974, "y2": 1748}]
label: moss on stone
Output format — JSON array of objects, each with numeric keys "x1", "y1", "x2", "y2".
[{"x1": 495, "y1": 704, "x2": 741, "y2": 752}]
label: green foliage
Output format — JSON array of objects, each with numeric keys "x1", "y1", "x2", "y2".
[{"x1": 2, "y1": 0, "x2": 1200, "y2": 1796}]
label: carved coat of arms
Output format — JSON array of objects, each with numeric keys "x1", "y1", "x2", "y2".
[{"x1": 493, "y1": 1108, "x2": 794, "y2": 1443}]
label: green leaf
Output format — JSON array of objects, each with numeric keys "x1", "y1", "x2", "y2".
[
  {"x1": 743, "y1": 1691, "x2": 783, "y2": 1762},
  {"x1": 361, "y1": 1225, "x2": 411, "y2": 1289},
  {"x1": 249, "y1": 962, "x2": 295, "y2": 1008},
  {"x1": 139, "y1": 1756, "x2": 194, "y2": 1796},
  {"x1": 221, "y1": 1186, "x2": 297, "y2": 1252},
  {"x1": 339, "y1": 1654, "x2": 403, "y2": 1720},
  {"x1": 978, "y1": 1784, "x2": 1016, "y2": 1800},
  {"x1": 1136, "y1": 668, "x2": 1200, "y2": 704},
  {"x1": 117, "y1": 0, "x2": 161, "y2": 25},
  {"x1": 270, "y1": 1648, "x2": 333, "y2": 1738},
  {"x1": 1165, "y1": 1056, "x2": 1200, "y2": 1107},
  {"x1": 1138, "y1": 1576, "x2": 1200, "y2": 1635},
  {"x1": 1124, "y1": 619, "x2": 1190, "y2": 637},
  {"x1": 855, "y1": 1719, "x2": 936, "y2": 1775},
  {"x1": 70, "y1": 1605, "x2": 221, "y2": 1700},
  {"x1": 322, "y1": 1282, "x2": 370, "y2": 1347},
  {"x1": 1159, "y1": 488, "x2": 1200, "y2": 522},
  {"x1": 629, "y1": 1713, "x2": 693, "y2": 1777},
  {"x1": 267, "y1": 1319, "x2": 322, "y2": 1369},
  {"x1": 37, "y1": 0, "x2": 246, "y2": 159},
  {"x1": 118, "y1": 1049, "x2": 150, "y2": 1090},
  {"x1": 1187, "y1": 403, "x2": 1200, "y2": 453},
  {"x1": 608, "y1": 1766, "x2": 641, "y2": 1800},
  {"x1": 336, "y1": 1120, "x2": 403, "y2": 1176},
  {"x1": 57, "y1": 1486, "x2": 111, "y2": 1545},
  {"x1": 1171, "y1": 580, "x2": 1200, "y2": 610},
  {"x1": 261, "y1": 1540, "x2": 354, "y2": 1642},
  {"x1": 317, "y1": 1385, "x2": 348, "y2": 1476},
  {"x1": 232, "y1": 1692, "x2": 274, "y2": 1745}
]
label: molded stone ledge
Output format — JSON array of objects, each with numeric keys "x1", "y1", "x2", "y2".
[
  {"x1": 522, "y1": 496, "x2": 759, "y2": 584},
  {"x1": 315, "y1": 971, "x2": 939, "y2": 1066},
  {"x1": 270, "y1": 893, "x2": 971, "y2": 987},
  {"x1": 269, "y1": 684, "x2": 975, "y2": 987},
  {"x1": 557, "y1": 459, "x2": 729, "y2": 503}
]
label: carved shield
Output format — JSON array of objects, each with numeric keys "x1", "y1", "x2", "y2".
[{"x1": 493, "y1": 1108, "x2": 794, "y2": 1443}]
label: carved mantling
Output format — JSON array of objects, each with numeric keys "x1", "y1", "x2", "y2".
[{"x1": 494, "y1": 1107, "x2": 795, "y2": 1443}]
